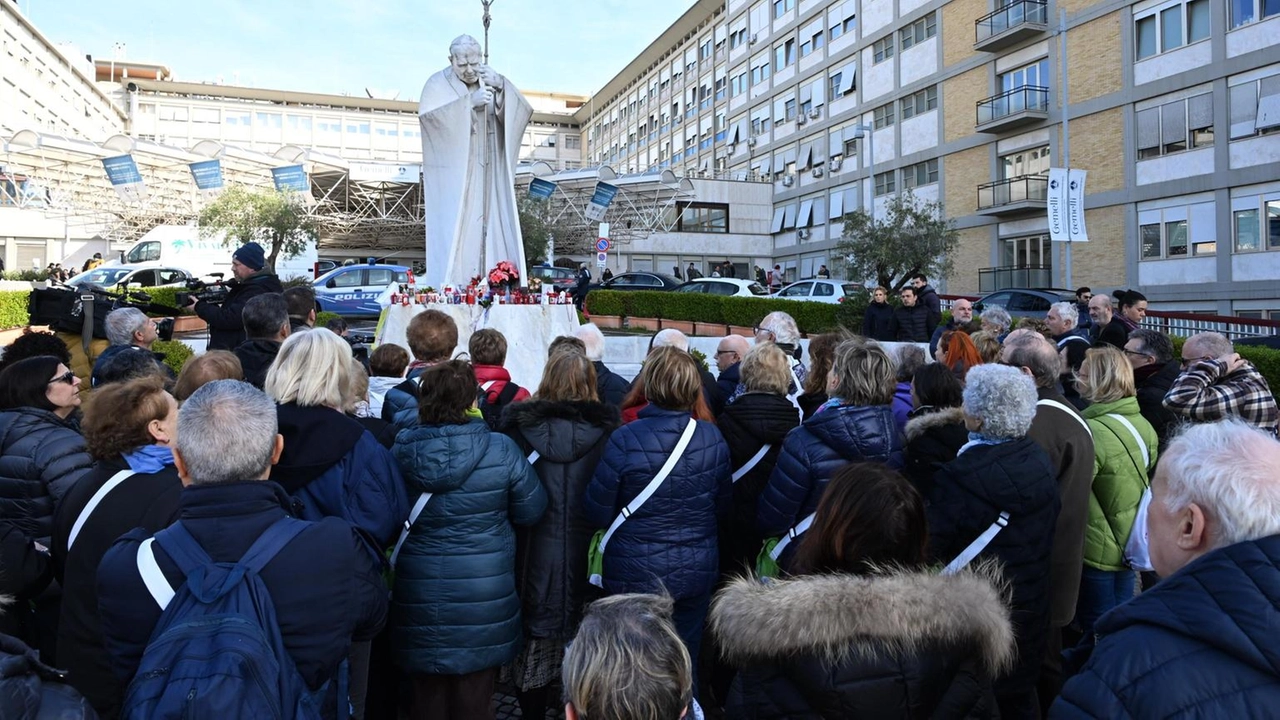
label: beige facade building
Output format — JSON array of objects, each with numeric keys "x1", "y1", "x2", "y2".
[{"x1": 576, "y1": 0, "x2": 1280, "y2": 315}]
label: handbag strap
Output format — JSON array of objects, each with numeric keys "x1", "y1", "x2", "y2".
[
  {"x1": 68, "y1": 469, "x2": 134, "y2": 551},
  {"x1": 1036, "y1": 398, "x2": 1093, "y2": 437},
  {"x1": 768, "y1": 512, "x2": 815, "y2": 561},
  {"x1": 1105, "y1": 413, "x2": 1150, "y2": 469},
  {"x1": 942, "y1": 512, "x2": 1010, "y2": 576},
  {"x1": 599, "y1": 418, "x2": 697, "y2": 553},
  {"x1": 526, "y1": 449, "x2": 540, "y2": 465},
  {"x1": 731, "y1": 444, "x2": 771, "y2": 484},
  {"x1": 389, "y1": 491, "x2": 434, "y2": 567}
]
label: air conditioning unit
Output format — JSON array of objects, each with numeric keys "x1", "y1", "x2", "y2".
[
  {"x1": 797, "y1": 228, "x2": 811, "y2": 240},
  {"x1": 809, "y1": 108, "x2": 821, "y2": 119},
  {"x1": 830, "y1": 157, "x2": 843, "y2": 171},
  {"x1": 812, "y1": 166, "x2": 824, "y2": 178},
  {"x1": 781, "y1": 175, "x2": 795, "y2": 187},
  {"x1": 749, "y1": 33, "x2": 758, "y2": 45},
  {"x1": 796, "y1": 114, "x2": 808, "y2": 125},
  {"x1": 747, "y1": 137, "x2": 757, "y2": 147}
]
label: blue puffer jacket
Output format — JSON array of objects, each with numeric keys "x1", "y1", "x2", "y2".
[
  {"x1": 1052, "y1": 534, "x2": 1280, "y2": 718},
  {"x1": 584, "y1": 405, "x2": 731, "y2": 600},
  {"x1": 390, "y1": 418, "x2": 547, "y2": 675},
  {"x1": 0, "y1": 408, "x2": 93, "y2": 545},
  {"x1": 381, "y1": 365, "x2": 429, "y2": 429},
  {"x1": 758, "y1": 404, "x2": 904, "y2": 566}
]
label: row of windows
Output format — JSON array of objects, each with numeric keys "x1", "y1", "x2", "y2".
[
  {"x1": 1138, "y1": 198, "x2": 1280, "y2": 259},
  {"x1": 873, "y1": 159, "x2": 939, "y2": 195}
]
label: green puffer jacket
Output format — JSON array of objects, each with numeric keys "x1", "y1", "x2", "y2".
[{"x1": 1082, "y1": 397, "x2": 1158, "y2": 571}]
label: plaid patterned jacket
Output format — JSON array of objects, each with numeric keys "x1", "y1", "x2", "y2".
[{"x1": 1162, "y1": 359, "x2": 1279, "y2": 435}]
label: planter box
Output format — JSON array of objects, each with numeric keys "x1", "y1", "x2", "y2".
[
  {"x1": 625, "y1": 317, "x2": 660, "y2": 332},
  {"x1": 728, "y1": 325, "x2": 755, "y2": 337},
  {"x1": 172, "y1": 315, "x2": 208, "y2": 333},
  {"x1": 693, "y1": 322, "x2": 729, "y2": 337},
  {"x1": 591, "y1": 315, "x2": 623, "y2": 329},
  {"x1": 659, "y1": 319, "x2": 695, "y2": 334}
]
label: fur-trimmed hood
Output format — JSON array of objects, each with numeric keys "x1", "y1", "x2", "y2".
[
  {"x1": 904, "y1": 406, "x2": 966, "y2": 442},
  {"x1": 709, "y1": 566, "x2": 1014, "y2": 676},
  {"x1": 500, "y1": 399, "x2": 621, "y2": 464}
]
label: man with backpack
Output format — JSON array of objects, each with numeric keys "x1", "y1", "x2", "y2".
[
  {"x1": 95, "y1": 380, "x2": 387, "y2": 719},
  {"x1": 470, "y1": 329, "x2": 530, "y2": 429}
]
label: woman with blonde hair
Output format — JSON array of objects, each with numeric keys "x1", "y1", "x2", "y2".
[
  {"x1": 499, "y1": 350, "x2": 621, "y2": 719},
  {"x1": 1073, "y1": 345, "x2": 1158, "y2": 636},
  {"x1": 969, "y1": 331, "x2": 1003, "y2": 365},
  {"x1": 585, "y1": 346, "x2": 731, "y2": 692},
  {"x1": 758, "y1": 340, "x2": 905, "y2": 574}
]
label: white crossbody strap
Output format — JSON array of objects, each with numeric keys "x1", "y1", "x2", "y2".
[
  {"x1": 1037, "y1": 398, "x2": 1093, "y2": 437},
  {"x1": 527, "y1": 449, "x2": 540, "y2": 465},
  {"x1": 599, "y1": 418, "x2": 697, "y2": 553},
  {"x1": 137, "y1": 538, "x2": 176, "y2": 610},
  {"x1": 1106, "y1": 413, "x2": 1150, "y2": 469},
  {"x1": 942, "y1": 511, "x2": 1011, "y2": 576},
  {"x1": 769, "y1": 512, "x2": 816, "y2": 561},
  {"x1": 68, "y1": 469, "x2": 134, "y2": 551},
  {"x1": 731, "y1": 444, "x2": 771, "y2": 484},
  {"x1": 480, "y1": 380, "x2": 496, "y2": 391},
  {"x1": 389, "y1": 491, "x2": 434, "y2": 566}
]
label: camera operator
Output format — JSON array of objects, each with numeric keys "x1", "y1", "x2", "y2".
[
  {"x1": 235, "y1": 294, "x2": 292, "y2": 389},
  {"x1": 284, "y1": 285, "x2": 317, "y2": 334},
  {"x1": 90, "y1": 308, "x2": 173, "y2": 387},
  {"x1": 186, "y1": 242, "x2": 284, "y2": 350}
]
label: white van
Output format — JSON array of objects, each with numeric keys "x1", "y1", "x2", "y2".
[{"x1": 112, "y1": 225, "x2": 318, "y2": 281}]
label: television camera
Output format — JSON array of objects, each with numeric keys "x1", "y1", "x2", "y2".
[{"x1": 176, "y1": 273, "x2": 230, "y2": 306}]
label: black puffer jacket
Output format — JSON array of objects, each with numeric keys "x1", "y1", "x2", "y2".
[
  {"x1": 711, "y1": 568, "x2": 1013, "y2": 719},
  {"x1": 716, "y1": 392, "x2": 800, "y2": 574},
  {"x1": 0, "y1": 408, "x2": 93, "y2": 544},
  {"x1": 892, "y1": 304, "x2": 932, "y2": 343},
  {"x1": 927, "y1": 438, "x2": 1059, "y2": 711},
  {"x1": 501, "y1": 400, "x2": 621, "y2": 640},
  {"x1": 862, "y1": 302, "x2": 895, "y2": 342},
  {"x1": 193, "y1": 271, "x2": 283, "y2": 350},
  {"x1": 902, "y1": 407, "x2": 968, "y2": 496},
  {"x1": 233, "y1": 338, "x2": 282, "y2": 389},
  {"x1": 1134, "y1": 359, "x2": 1182, "y2": 453}
]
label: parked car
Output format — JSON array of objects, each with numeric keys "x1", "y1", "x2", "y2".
[
  {"x1": 65, "y1": 265, "x2": 191, "y2": 290},
  {"x1": 314, "y1": 263, "x2": 411, "y2": 316},
  {"x1": 527, "y1": 264, "x2": 577, "y2": 291},
  {"x1": 674, "y1": 278, "x2": 770, "y2": 297},
  {"x1": 974, "y1": 288, "x2": 1077, "y2": 319},
  {"x1": 588, "y1": 271, "x2": 683, "y2": 293},
  {"x1": 774, "y1": 279, "x2": 862, "y2": 304}
]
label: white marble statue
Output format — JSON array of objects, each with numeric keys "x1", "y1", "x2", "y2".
[{"x1": 418, "y1": 35, "x2": 532, "y2": 290}]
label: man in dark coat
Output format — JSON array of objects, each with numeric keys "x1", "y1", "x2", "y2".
[
  {"x1": 911, "y1": 273, "x2": 943, "y2": 332},
  {"x1": 1054, "y1": 420, "x2": 1280, "y2": 717},
  {"x1": 1124, "y1": 328, "x2": 1181, "y2": 453},
  {"x1": 891, "y1": 286, "x2": 932, "y2": 343},
  {"x1": 95, "y1": 380, "x2": 387, "y2": 706},
  {"x1": 712, "y1": 335, "x2": 750, "y2": 415},
  {"x1": 1001, "y1": 331, "x2": 1095, "y2": 711},
  {"x1": 188, "y1": 242, "x2": 284, "y2": 350},
  {"x1": 1087, "y1": 294, "x2": 1127, "y2": 350},
  {"x1": 575, "y1": 324, "x2": 630, "y2": 408},
  {"x1": 929, "y1": 297, "x2": 974, "y2": 358},
  {"x1": 1046, "y1": 301, "x2": 1093, "y2": 406},
  {"x1": 233, "y1": 293, "x2": 291, "y2": 389},
  {"x1": 283, "y1": 285, "x2": 317, "y2": 335}
]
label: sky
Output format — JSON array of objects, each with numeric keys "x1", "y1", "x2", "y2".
[{"x1": 23, "y1": 0, "x2": 698, "y2": 99}]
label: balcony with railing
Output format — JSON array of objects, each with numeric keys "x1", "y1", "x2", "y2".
[
  {"x1": 975, "y1": 0, "x2": 1049, "y2": 52},
  {"x1": 976, "y1": 174, "x2": 1049, "y2": 216},
  {"x1": 978, "y1": 265, "x2": 1053, "y2": 292},
  {"x1": 976, "y1": 85, "x2": 1050, "y2": 133}
]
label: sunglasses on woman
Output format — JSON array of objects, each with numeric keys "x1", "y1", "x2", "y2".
[{"x1": 47, "y1": 371, "x2": 77, "y2": 386}]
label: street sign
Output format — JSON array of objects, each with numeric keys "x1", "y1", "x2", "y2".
[
  {"x1": 595, "y1": 237, "x2": 611, "y2": 252},
  {"x1": 596, "y1": 252, "x2": 608, "y2": 268}
]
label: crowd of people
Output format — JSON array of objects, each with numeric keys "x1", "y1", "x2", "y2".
[{"x1": 2, "y1": 247, "x2": 1279, "y2": 720}]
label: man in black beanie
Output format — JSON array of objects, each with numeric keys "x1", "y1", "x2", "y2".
[{"x1": 187, "y1": 241, "x2": 284, "y2": 350}]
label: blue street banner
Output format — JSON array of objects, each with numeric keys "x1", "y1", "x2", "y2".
[
  {"x1": 189, "y1": 159, "x2": 224, "y2": 191},
  {"x1": 272, "y1": 164, "x2": 310, "y2": 192},
  {"x1": 528, "y1": 177, "x2": 557, "y2": 200},
  {"x1": 102, "y1": 154, "x2": 147, "y2": 201},
  {"x1": 584, "y1": 181, "x2": 619, "y2": 221}
]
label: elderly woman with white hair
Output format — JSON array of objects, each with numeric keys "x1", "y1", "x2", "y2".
[
  {"x1": 979, "y1": 305, "x2": 1012, "y2": 339},
  {"x1": 927, "y1": 363, "x2": 1060, "y2": 719}
]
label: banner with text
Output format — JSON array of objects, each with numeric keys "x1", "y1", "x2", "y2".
[
  {"x1": 102, "y1": 155, "x2": 147, "y2": 202},
  {"x1": 1067, "y1": 169, "x2": 1088, "y2": 242},
  {"x1": 584, "y1": 182, "x2": 619, "y2": 222},
  {"x1": 189, "y1": 159, "x2": 224, "y2": 192},
  {"x1": 272, "y1": 164, "x2": 310, "y2": 192},
  {"x1": 1047, "y1": 167, "x2": 1068, "y2": 242},
  {"x1": 528, "y1": 178, "x2": 557, "y2": 200}
]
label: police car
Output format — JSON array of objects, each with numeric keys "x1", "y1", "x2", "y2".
[{"x1": 314, "y1": 263, "x2": 411, "y2": 316}]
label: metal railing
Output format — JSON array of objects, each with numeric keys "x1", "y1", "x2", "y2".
[
  {"x1": 975, "y1": 0, "x2": 1048, "y2": 43},
  {"x1": 978, "y1": 175, "x2": 1050, "y2": 210},
  {"x1": 976, "y1": 86, "x2": 1050, "y2": 125},
  {"x1": 977, "y1": 265, "x2": 1053, "y2": 292}
]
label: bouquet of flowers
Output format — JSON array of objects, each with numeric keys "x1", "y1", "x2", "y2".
[{"x1": 487, "y1": 261, "x2": 521, "y2": 289}]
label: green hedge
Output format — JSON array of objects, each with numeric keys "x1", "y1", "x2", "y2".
[
  {"x1": 585, "y1": 290, "x2": 841, "y2": 335},
  {"x1": 315, "y1": 311, "x2": 341, "y2": 328},
  {"x1": 1240, "y1": 344, "x2": 1280, "y2": 391},
  {"x1": 152, "y1": 339, "x2": 195, "y2": 374},
  {"x1": 0, "y1": 290, "x2": 31, "y2": 330},
  {"x1": 143, "y1": 287, "x2": 194, "y2": 315}
]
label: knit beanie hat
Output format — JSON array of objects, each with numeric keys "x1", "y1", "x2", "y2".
[{"x1": 233, "y1": 242, "x2": 266, "y2": 271}]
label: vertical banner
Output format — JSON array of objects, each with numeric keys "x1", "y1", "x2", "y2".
[
  {"x1": 527, "y1": 178, "x2": 557, "y2": 200},
  {"x1": 102, "y1": 155, "x2": 147, "y2": 202},
  {"x1": 1067, "y1": 168, "x2": 1089, "y2": 242},
  {"x1": 584, "y1": 182, "x2": 619, "y2": 221},
  {"x1": 188, "y1": 159, "x2": 224, "y2": 192},
  {"x1": 1047, "y1": 167, "x2": 1068, "y2": 242}
]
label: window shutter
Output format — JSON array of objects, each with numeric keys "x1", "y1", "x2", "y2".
[
  {"x1": 1136, "y1": 108, "x2": 1160, "y2": 151},
  {"x1": 1187, "y1": 93, "x2": 1213, "y2": 130},
  {"x1": 1161, "y1": 100, "x2": 1188, "y2": 146}
]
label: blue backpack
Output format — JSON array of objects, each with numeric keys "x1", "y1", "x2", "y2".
[{"x1": 121, "y1": 517, "x2": 344, "y2": 720}]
